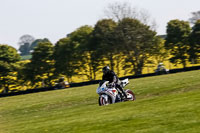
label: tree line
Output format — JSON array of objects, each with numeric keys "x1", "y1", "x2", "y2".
[{"x1": 0, "y1": 3, "x2": 200, "y2": 93}]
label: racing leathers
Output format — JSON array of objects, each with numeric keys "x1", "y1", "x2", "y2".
[{"x1": 102, "y1": 70, "x2": 127, "y2": 99}]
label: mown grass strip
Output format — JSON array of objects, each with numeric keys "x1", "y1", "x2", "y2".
[{"x1": 0, "y1": 70, "x2": 200, "y2": 133}]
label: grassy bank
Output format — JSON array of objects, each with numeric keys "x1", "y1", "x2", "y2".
[{"x1": 0, "y1": 70, "x2": 200, "y2": 133}]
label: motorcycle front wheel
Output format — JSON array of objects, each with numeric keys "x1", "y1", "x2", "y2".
[{"x1": 98, "y1": 95, "x2": 112, "y2": 106}]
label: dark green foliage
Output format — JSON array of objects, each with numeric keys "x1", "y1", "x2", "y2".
[
  {"x1": 0, "y1": 44, "x2": 20, "y2": 93},
  {"x1": 30, "y1": 38, "x2": 50, "y2": 50},
  {"x1": 114, "y1": 18, "x2": 158, "y2": 75},
  {"x1": 91, "y1": 19, "x2": 118, "y2": 72},
  {"x1": 54, "y1": 37, "x2": 80, "y2": 82},
  {"x1": 18, "y1": 35, "x2": 49, "y2": 56},
  {"x1": 165, "y1": 19, "x2": 191, "y2": 68},
  {"x1": 68, "y1": 25, "x2": 98, "y2": 80},
  {"x1": 0, "y1": 45, "x2": 20, "y2": 63},
  {"x1": 54, "y1": 25, "x2": 106, "y2": 81},
  {"x1": 21, "y1": 42, "x2": 55, "y2": 87},
  {"x1": 189, "y1": 20, "x2": 200, "y2": 63}
]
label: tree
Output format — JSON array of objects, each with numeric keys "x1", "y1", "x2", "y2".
[
  {"x1": 165, "y1": 19, "x2": 191, "y2": 68},
  {"x1": 19, "y1": 43, "x2": 31, "y2": 55},
  {"x1": 30, "y1": 38, "x2": 50, "y2": 51},
  {"x1": 189, "y1": 10, "x2": 200, "y2": 24},
  {"x1": 104, "y1": 2, "x2": 138, "y2": 21},
  {"x1": 18, "y1": 34, "x2": 35, "y2": 55},
  {"x1": 154, "y1": 37, "x2": 169, "y2": 64},
  {"x1": 54, "y1": 37, "x2": 80, "y2": 82},
  {"x1": 21, "y1": 42, "x2": 55, "y2": 88},
  {"x1": 114, "y1": 18, "x2": 158, "y2": 75},
  {"x1": 104, "y1": 1, "x2": 157, "y2": 30},
  {"x1": 91, "y1": 19, "x2": 118, "y2": 71},
  {"x1": 0, "y1": 44, "x2": 20, "y2": 93},
  {"x1": 189, "y1": 20, "x2": 200, "y2": 63},
  {"x1": 67, "y1": 25, "x2": 96, "y2": 80}
]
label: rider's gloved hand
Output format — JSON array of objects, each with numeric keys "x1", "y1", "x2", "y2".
[{"x1": 107, "y1": 82, "x2": 114, "y2": 88}]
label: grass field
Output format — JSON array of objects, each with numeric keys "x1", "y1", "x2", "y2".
[{"x1": 0, "y1": 70, "x2": 200, "y2": 133}]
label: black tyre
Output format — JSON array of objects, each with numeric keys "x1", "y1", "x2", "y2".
[{"x1": 98, "y1": 95, "x2": 112, "y2": 106}]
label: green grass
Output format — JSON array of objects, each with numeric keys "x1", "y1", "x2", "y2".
[
  {"x1": 0, "y1": 70, "x2": 200, "y2": 133},
  {"x1": 20, "y1": 55, "x2": 32, "y2": 60}
]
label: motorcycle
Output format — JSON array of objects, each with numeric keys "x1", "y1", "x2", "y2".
[{"x1": 96, "y1": 78, "x2": 136, "y2": 106}]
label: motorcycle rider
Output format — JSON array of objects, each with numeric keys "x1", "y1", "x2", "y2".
[{"x1": 102, "y1": 66, "x2": 127, "y2": 99}]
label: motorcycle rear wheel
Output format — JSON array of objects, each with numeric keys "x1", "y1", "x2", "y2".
[{"x1": 126, "y1": 89, "x2": 136, "y2": 101}]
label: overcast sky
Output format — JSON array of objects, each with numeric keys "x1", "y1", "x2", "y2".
[{"x1": 0, "y1": 0, "x2": 199, "y2": 49}]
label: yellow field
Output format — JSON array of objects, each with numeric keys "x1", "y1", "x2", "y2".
[
  {"x1": 1, "y1": 57, "x2": 200, "y2": 93},
  {"x1": 72, "y1": 59, "x2": 200, "y2": 83}
]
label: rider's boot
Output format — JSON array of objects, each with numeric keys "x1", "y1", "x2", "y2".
[
  {"x1": 117, "y1": 85, "x2": 127, "y2": 100},
  {"x1": 122, "y1": 90, "x2": 127, "y2": 99}
]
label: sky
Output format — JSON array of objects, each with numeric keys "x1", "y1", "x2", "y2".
[{"x1": 0, "y1": 0, "x2": 200, "y2": 49}]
